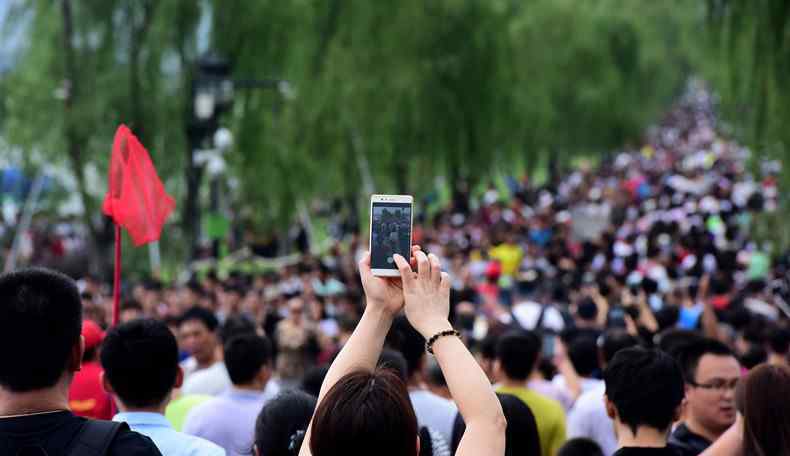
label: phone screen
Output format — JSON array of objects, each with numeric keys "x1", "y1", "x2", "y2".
[
  {"x1": 542, "y1": 334, "x2": 556, "y2": 359},
  {"x1": 370, "y1": 202, "x2": 413, "y2": 270}
]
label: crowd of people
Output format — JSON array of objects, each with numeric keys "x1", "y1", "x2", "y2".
[{"x1": 1, "y1": 85, "x2": 790, "y2": 456}]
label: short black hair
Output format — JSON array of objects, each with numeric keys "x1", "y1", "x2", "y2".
[
  {"x1": 674, "y1": 338, "x2": 736, "y2": 384},
  {"x1": 604, "y1": 347, "x2": 684, "y2": 435},
  {"x1": 224, "y1": 334, "x2": 272, "y2": 385},
  {"x1": 478, "y1": 333, "x2": 500, "y2": 361},
  {"x1": 568, "y1": 336, "x2": 600, "y2": 377},
  {"x1": 101, "y1": 319, "x2": 179, "y2": 408},
  {"x1": 0, "y1": 268, "x2": 82, "y2": 392},
  {"x1": 179, "y1": 306, "x2": 219, "y2": 332},
  {"x1": 496, "y1": 331, "x2": 541, "y2": 381},
  {"x1": 219, "y1": 314, "x2": 258, "y2": 343},
  {"x1": 452, "y1": 393, "x2": 541, "y2": 456},
  {"x1": 386, "y1": 316, "x2": 425, "y2": 378},
  {"x1": 301, "y1": 366, "x2": 329, "y2": 398},
  {"x1": 255, "y1": 390, "x2": 317, "y2": 456},
  {"x1": 600, "y1": 329, "x2": 641, "y2": 364},
  {"x1": 656, "y1": 329, "x2": 704, "y2": 359},
  {"x1": 558, "y1": 438, "x2": 604, "y2": 456},
  {"x1": 768, "y1": 328, "x2": 790, "y2": 354},
  {"x1": 378, "y1": 348, "x2": 409, "y2": 383}
]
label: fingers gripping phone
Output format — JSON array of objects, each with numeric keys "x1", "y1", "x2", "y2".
[{"x1": 370, "y1": 194, "x2": 414, "y2": 277}]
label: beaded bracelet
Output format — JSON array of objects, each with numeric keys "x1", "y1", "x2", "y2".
[{"x1": 426, "y1": 329, "x2": 461, "y2": 354}]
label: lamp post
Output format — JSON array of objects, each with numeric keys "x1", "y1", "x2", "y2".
[{"x1": 184, "y1": 52, "x2": 292, "y2": 259}]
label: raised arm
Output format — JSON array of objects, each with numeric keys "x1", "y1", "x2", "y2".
[
  {"x1": 394, "y1": 252, "x2": 507, "y2": 456},
  {"x1": 299, "y1": 247, "x2": 418, "y2": 456}
]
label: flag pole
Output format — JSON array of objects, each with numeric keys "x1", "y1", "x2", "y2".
[{"x1": 112, "y1": 224, "x2": 122, "y2": 326}]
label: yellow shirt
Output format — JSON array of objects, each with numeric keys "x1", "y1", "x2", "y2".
[
  {"x1": 489, "y1": 243, "x2": 524, "y2": 277},
  {"x1": 498, "y1": 385, "x2": 567, "y2": 456}
]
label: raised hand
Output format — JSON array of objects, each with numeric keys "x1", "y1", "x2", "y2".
[
  {"x1": 359, "y1": 245, "x2": 422, "y2": 316},
  {"x1": 393, "y1": 251, "x2": 453, "y2": 339}
]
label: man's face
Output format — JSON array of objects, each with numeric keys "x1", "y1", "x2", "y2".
[
  {"x1": 686, "y1": 354, "x2": 741, "y2": 434},
  {"x1": 179, "y1": 320, "x2": 216, "y2": 364}
]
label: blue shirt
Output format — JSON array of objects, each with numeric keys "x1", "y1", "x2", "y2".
[
  {"x1": 183, "y1": 388, "x2": 273, "y2": 456},
  {"x1": 114, "y1": 412, "x2": 226, "y2": 456}
]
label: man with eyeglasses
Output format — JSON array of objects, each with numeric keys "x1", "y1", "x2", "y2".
[{"x1": 668, "y1": 338, "x2": 741, "y2": 456}]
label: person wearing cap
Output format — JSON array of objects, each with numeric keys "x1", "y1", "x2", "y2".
[{"x1": 68, "y1": 319, "x2": 114, "y2": 420}]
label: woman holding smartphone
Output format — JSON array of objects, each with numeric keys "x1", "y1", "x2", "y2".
[{"x1": 298, "y1": 246, "x2": 506, "y2": 456}]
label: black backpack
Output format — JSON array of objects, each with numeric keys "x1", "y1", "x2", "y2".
[{"x1": 16, "y1": 420, "x2": 127, "y2": 456}]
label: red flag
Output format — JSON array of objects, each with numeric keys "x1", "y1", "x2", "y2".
[{"x1": 102, "y1": 125, "x2": 175, "y2": 246}]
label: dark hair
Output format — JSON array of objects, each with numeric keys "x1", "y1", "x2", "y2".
[
  {"x1": 479, "y1": 333, "x2": 500, "y2": 361},
  {"x1": 254, "y1": 390, "x2": 317, "y2": 456},
  {"x1": 310, "y1": 368, "x2": 418, "y2": 456},
  {"x1": 576, "y1": 297, "x2": 598, "y2": 321},
  {"x1": 567, "y1": 336, "x2": 600, "y2": 377},
  {"x1": 451, "y1": 393, "x2": 541, "y2": 456},
  {"x1": 0, "y1": 268, "x2": 82, "y2": 392},
  {"x1": 121, "y1": 299, "x2": 143, "y2": 312},
  {"x1": 425, "y1": 361, "x2": 446, "y2": 388},
  {"x1": 219, "y1": 314, "x2": 258, "y2": 343},
  {"x1": 301, "y1": 366, "x2": 330, "y2": 398},
  {"x1": 378, "y1": 348, "x2": 409, "y2": 382},
  {"x1": 496, "y1": 331, "x2": 541, "y2": 381},
  {"x1": 179, "y1": 306, "x2": 219, "y2": 332},
  {"x1": 387, "y1": 316, "x2": 426, "y2": 378},
  {"x1": 604, "y1": 347, "x2": 684, "y2": 435},
  {"x1": 100, "y1": 319, "x2": 178, "y2": 408},
  {"x1": 740, "y1": 345, "x2": 768, "y2": 370},
  {"x1": 742, "y1": 364, "x2": 790, "y2": 456},
  {"x1": 600, "y1": 329, "x2": 641, "y2": 364},
  {"x1": 674, "y1": 338, "x2": 735, "y2": 384},
  {"x1": 337, "y1": 315, "x2": 360, "y2": 334},
  {"x1": 83, "y1": 346, "x2": 99, "y2": 363},
  {"x1": 558, "y1": 438, "x2": 604, "y2": 456},
  {"x1": 768, "y1": 328, "x2": 790, "y2": 355},
  {"x1": 656, "y1": 329, "x2": 704, "y2": 359},
  {"x1": 223, "y1": 334, "x2": 271, "y2": 385}
]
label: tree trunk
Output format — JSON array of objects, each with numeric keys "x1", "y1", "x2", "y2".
[{"x1": 61, "y1": 0, "x2": 109, "y2": 277}]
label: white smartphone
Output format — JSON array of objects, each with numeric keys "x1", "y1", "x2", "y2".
[{"x1": 369, "y1": 194, "x2": 414, "y2": 277}]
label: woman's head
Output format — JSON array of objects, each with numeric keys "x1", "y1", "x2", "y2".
[
  {"x1": 254, "y1": 390, "x2": 316, "y2": 456},
  {"x1": 310, "y1": 368, "x2": 418, "y2": 456},
  {"x1": 742, "y1": 364, "x2": 790, "y2": 456}
]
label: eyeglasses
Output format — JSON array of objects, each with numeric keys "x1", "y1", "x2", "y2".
[{"x1": 688, "y1": 378, "x2": 740, "y2": 392}]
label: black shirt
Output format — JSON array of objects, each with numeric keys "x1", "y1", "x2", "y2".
[
  {"x1": 613, "y1": 447, "x2": 681, "y2": 456},
  {"x1": 0, "y1": 411, "x2": 162, "y2": 456},
  {"x1": 668, "y1": 423, "x2": 712, "y2": 456}
]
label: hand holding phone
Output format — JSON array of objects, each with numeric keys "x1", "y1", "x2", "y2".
[{"x1": 369, "y1": 194, "x2": 414, "y2": 277}]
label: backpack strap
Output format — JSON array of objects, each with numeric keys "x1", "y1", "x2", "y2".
[
  {"x1": 66, "y1": 420, "x2": 127, "y2": 456},
  {"x1": 418, "y1": 427, "x2": 434, "y2": 456}
]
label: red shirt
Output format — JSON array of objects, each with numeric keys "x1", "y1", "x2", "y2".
[{"x1": 68, "y1": 361, "x2": 114, "y2": 420}]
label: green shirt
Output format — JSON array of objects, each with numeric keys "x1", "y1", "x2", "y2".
[{"x1": 498, "y1": 385, "x2": 567, "y2": 456}]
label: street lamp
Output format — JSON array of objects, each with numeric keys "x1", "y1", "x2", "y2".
[{"x1": 185, "y1": 52, "x2": 292, "y2": 259}]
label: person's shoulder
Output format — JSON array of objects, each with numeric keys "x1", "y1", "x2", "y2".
[
  {"x1": 108, "y1": 427, "x2": 163, "y2": 456},
  {"x1": 523, "y1": 388, "x2": 566, "y2": 418},
  {"x1": 574, "y1": 384, "x2": 605, "y2": 409},
  {"x1": 183, "y1": 396, "x2": 224, "y2": 430},
  {"x1": 411, "y1": 390, "x2": 457, "y2": 411},
  {"x1": 177, "y1": 431, "x2": 226, "y2": 456}
]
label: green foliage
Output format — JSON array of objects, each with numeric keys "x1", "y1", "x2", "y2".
[
  {"x1": 701, "y1": 0, "x2": 790, "y2": 248},
  {"x1": 2, "y1": 0, "x2": 711, "y2": 272}
]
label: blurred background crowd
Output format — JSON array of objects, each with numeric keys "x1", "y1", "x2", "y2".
[{"x1": 63, "y1": 87, "x2": 790, "y2": 455}]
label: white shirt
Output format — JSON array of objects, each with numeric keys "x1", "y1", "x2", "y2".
[
  {"x1": 510, "y1": 301, "x2": 565, "y2": 332},
  {"x1": 409, "y1": 390, "x2": 458, "y2": 445},
  {"x1": 567, "y1": 384, "x2": 617, "y2": 456},
  {"x1": 181, "y1": 362, "x2": 231, "y2": 396}
]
